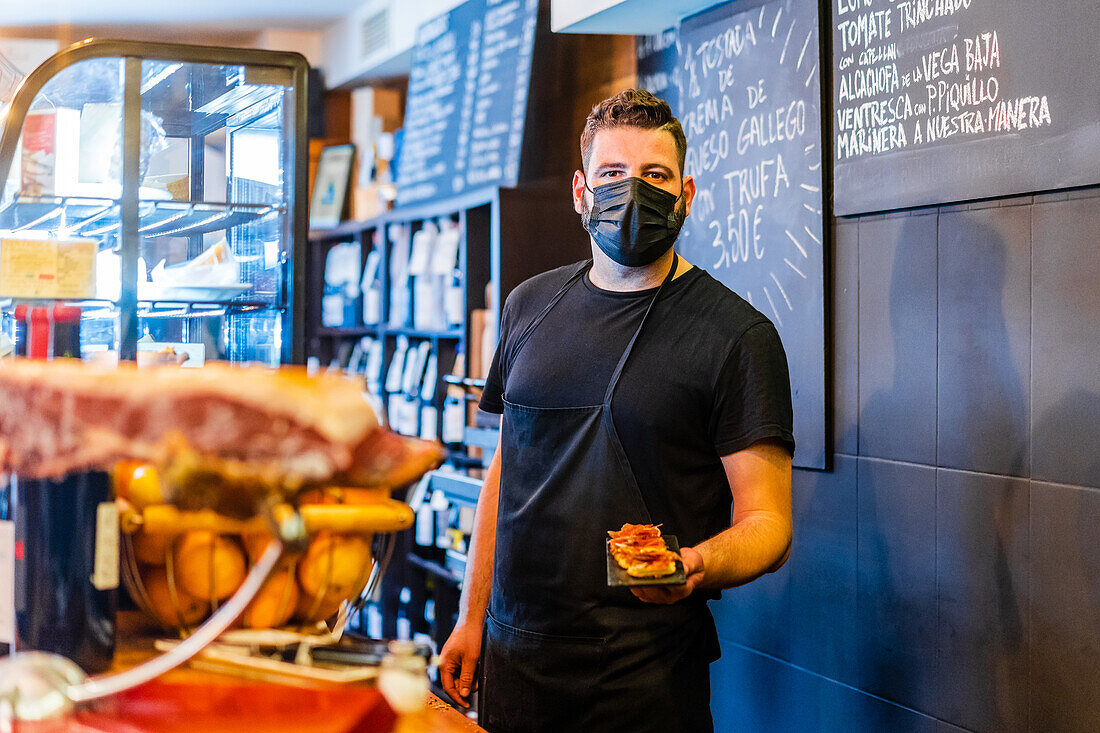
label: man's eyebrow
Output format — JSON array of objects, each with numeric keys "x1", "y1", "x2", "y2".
[
  {"x1": 643, "y1": 163, "x2": 674, "y2": 175},
  {"x1": 593, "y1": 162, "x2": 628, "y2": 172}
]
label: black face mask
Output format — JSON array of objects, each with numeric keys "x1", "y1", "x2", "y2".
[{"x1": 581, "y1": 176, "x2": 686, "y2": 267}]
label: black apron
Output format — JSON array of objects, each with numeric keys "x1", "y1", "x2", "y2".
[{"x1": 480, "y1": 256, "x2": 719, "y2": 733}]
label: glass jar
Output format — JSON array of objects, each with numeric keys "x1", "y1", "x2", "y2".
[{"x1": 377, "y1": 639, "x2": 428, "y2": 713}]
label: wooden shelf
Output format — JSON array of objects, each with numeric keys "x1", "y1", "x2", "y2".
[
  {"x1": 316, "y1": 325, "x2": 378, "y2": 337},
  {"x1": 407, "y1": 552, "x2": 464, "y2": 586},
  {"x1": 386, "y1": 326, "x2": 463, "y2": 340}
]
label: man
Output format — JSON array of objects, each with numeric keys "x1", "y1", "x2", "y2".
[{"x1": 439, "y1": 89, "x2": 794, "y2": 733}]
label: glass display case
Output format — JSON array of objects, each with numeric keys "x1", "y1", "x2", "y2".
[{"x1": 0, "y1": 40, "x2": 308, "y2": 366}]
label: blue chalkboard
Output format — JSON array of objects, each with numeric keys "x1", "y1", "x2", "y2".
[
  {"x1": 397, "y1": 0, "x2": 539, "y2": 207},
  {"x1": 639, "y1": 0, "x2": 828, "y2": 469}
]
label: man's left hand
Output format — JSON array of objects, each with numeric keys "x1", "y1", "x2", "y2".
[{"x1": 630, "y1": 545, "x2": 704, "y2": 604}]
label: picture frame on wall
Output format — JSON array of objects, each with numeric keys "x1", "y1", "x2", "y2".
[{"x1": 310, "y1": 144, "x2": 355, "y2": 229}]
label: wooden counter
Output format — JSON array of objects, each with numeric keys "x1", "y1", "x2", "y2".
[{"x1": 19, "y1": 612, "x2": 484, "y2": 733}]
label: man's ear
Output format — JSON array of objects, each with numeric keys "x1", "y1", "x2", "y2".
[
  {"x1": 572, "y1": 170, "x2": 587, "y2": 215},
  {"x1": 682, "y1": 175, "x2": 697, "y2": 218}
]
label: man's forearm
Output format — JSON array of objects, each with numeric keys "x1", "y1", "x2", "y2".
[
  {"x1": 456, "y1": 441, "x2": 502, "y2": 628},
  {"x1": 693, "y1": 510, "x2": 792, "y2": 590}
]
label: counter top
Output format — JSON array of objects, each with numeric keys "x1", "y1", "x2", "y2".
[{"x1": 14, "y1": 612, "x2": 483, "y2": 733}]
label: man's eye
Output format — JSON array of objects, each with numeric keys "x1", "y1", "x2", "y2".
[
  {"x1": 602, "y1": 170, "x2": 621, "y2": 177},
  {"x1": 647, "y1": 172, "x2": 667, "y2": 180}
]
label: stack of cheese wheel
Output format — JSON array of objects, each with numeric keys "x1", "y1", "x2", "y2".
[{"x1": 116, "y1": 464, "x2": 411, "y2": 631}]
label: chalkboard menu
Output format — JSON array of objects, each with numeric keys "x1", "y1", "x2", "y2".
[
  {"x1": 397, "y1": 0, "x2": 538, "y2": 207},
  {"x1": 639, "y1": 0, "x2": 828, "y2": 469},
  {"x1": 831, "y1": 0, "x2": 1100, "y2": 214}
]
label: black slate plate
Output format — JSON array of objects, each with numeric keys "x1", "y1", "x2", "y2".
[{"x1": 606, "y1": 534, "x2": 686, "y2": 587}]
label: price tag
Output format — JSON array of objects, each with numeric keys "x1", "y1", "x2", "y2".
[
  {"x1": 0, "y1": 237, "x2": 97, "y2": 299},
  {"x1": 91, "y1": 502, "x2": 119, "y2": 591}
]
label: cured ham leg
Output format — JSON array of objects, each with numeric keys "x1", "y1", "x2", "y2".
[{"x1": 0, "y1": 359, "x2": 443, "y2": 516}]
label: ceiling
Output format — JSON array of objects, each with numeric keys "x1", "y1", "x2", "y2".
[{"x1": 0, "y1": 0, "x2": 363, "y2": 30}]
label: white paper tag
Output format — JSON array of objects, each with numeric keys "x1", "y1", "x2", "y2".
[
  {"x1": 388, "y1": 394, "x2": 406, "y2": 432},
  {"x1": 445, "y1": 282, "x2": 464, "y2": 326},
  {"x1": 0, "y1": 520, "x2": 14, "y2": 644},
  {"x1": 430, "y1": 225, "x2": 462, "y2": 275},
  {"x1": 407, "y1": 228, "x2": 436, "y2": 276},
  {"x1": 401, "y1": 398, "x2": 420, "y2": 436},
  {"x1": 421, "y1": 355, "x2": 439, "y2": 402},
  {"x1": 90, "y1": 502, "x2": 119, "y2": 591},
  {"x1": 385, "y1": 339, "x2": 410, "y2": 393},
  {"x1": 364, "y1": 288, "x2": 382, "y2": 324},
  {"x1": 401, "y1": 341, "x2": 431, "y2": 394},
  {"x1": 420, "y1": 406, "x2": 439, "y2": 441},
  {"x1": 443, "y1": 399, "x2": 466, "y2": 444}
]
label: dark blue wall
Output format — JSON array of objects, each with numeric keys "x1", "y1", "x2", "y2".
[{"x1": 709, "y1": 187, "x2": 1100, "y2": 732}]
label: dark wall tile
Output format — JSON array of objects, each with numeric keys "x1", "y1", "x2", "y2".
[
  {"x1": 712, "y1": 646, "x2": 962, "y2": 733},
  {"x1": 711, "y1": 644, "x2": 798, "y2": 732},
  {"x1": 833, "y1": 221, "x2": 859, "y2": 455},
  {"x1": 938, "y1": 206, "x2": 1031, "y2": 476},
  {"x1": 1030, "y1": 481, "x2": 1100, "y2": 732},
  {"x1": 817, "y1": 676, "x2": 946, "y2": 733},
  {"x1": 856, "y1": 458, "x2": 938, "y2": 712},
  {"x1": 711, "y1": 645, "x2": 955, "y2": 733},
  {"x1": 1032, "y1": 187, "x2": 1098, "y2": 204},
  {"x1": 858, "y1": 213, "x2": 938, "y2": 464},
  {"x1": 710, "y1": 556, "x2": 791, "y2": 660},
  {"x1": 934, "y1": 469, "x2": 1030, "y2": 731},
  {"x1": 935, "y1": 722, "x2": 974, "y2": 733},
  {"x1": 788, "y1": 457, "x2": 858, "y2": 686},
  {"x1": 707, "y1": 188, "x2": 1100, "y2": 730},
  {"x1": 1032, "y1": 196, "x2": 1100, "y2": 489}
]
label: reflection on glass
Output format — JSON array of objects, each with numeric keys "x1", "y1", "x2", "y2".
[
  {"x1": 0, "y1": 51, "x2": 27, "y2": 155},
  {"x1": 2, "y1": 59, "x2": 125, "y2": 207},
  {"x1": 135, "y1": 59, "x2": 290, "y2": 364}
]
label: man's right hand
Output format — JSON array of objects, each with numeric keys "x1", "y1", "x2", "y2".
[{"x1": 439, "y1": 621, "x2": 483, "y2": 708}]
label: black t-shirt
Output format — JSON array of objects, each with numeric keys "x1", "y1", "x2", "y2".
[{"x1": 480, "y1": 260, "x2": 794, "y2": 551}]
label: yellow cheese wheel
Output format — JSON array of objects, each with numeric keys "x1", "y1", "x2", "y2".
[
  {"x1": 132, "y1": 530, "x2": 171, "y2": 566},
  {"x1": 243, "y1": 569, "x2": 300, "y2": 629},
  {"x1": 296, "y1": 533, "x2": 372, "y2": 601},
  {"x1": 241, "y1": 530, "x2": 278, "y2": 564},
  {"x1": 172, "y1": 531, "x2": 247, "y2": 601},
  {"x1": 143, "y1": 567, "x2": 208, "y2": 627},
  {"x1": 294, "y1": 589, "x2": 345, "y2": 624}
]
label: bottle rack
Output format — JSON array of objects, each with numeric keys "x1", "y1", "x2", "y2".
[
  {"x1": 307, "y1": 184, "x2": 588, "y2": 452},
  {"x1": 307, "y1": 183, "x2": 589, "y2": 664}
]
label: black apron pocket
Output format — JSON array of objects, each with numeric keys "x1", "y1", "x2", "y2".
[
  {"x1": 582, "y1": 604, "x2": 717, "y2": 733},
  {"x1": 480, "y1": 610, "x2": 607, "y2": 733}
]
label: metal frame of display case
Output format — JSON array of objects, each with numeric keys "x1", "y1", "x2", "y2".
[{"x1": 0, "y1": 39, "x2": 309, "y2": 363}]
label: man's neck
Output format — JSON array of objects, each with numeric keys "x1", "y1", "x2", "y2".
[{"x1": 588, "y1": 246, "x2": 686, "y2": 292}]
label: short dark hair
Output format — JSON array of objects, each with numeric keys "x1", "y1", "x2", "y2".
[{"x1": 580, "y1": 89, "x2": 687, "y2": 176}]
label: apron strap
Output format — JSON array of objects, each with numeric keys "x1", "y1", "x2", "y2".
[
  {"x1": 509, "y1": 260, "x2": 591, "y2": 358},
  {"x1": 603, "y1": 252, "x2": 679, "y2": 406}
]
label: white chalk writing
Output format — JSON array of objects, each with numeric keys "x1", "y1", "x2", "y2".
[{"x1": 833, "y1": 1, "x2": 1053, "y2": 163}]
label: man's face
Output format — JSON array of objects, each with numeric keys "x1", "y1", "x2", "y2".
[{"x1": 572, "y1": 126, "x2": 696, "y2": 220}]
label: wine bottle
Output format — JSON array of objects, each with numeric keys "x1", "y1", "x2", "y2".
[
  {"x1": 12, "y1": 470, "x2": 117, "y2": 673},
  {"x1": 10, "y1": 304, "x2": 118, "y2": 673},
  {"x1": 1, "y1": 311, "x2": 16, "y2": 655},
  {"x1": 1, "y1": 474, "x2": 12, "y2": 657}
]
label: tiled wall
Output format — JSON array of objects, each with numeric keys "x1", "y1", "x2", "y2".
[{"x1": 709, "y1": 188, "x2": 1100, "y2": 732}]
